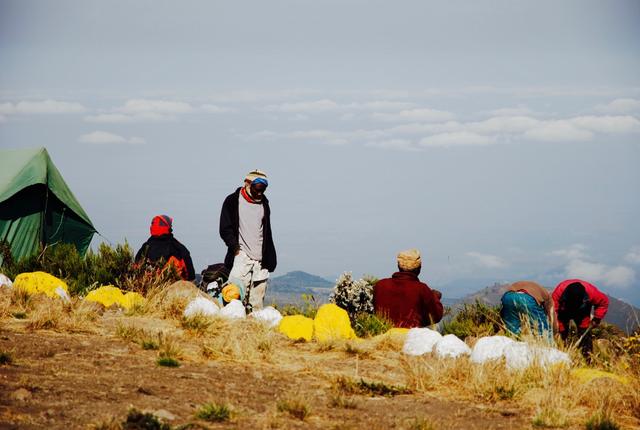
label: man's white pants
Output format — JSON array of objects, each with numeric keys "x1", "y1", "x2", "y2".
[{"x1": 229, "y1": 251, "x2": 270, "y2": 310}]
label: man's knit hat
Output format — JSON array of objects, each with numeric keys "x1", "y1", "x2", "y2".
[
  {"x1": 397, "y1": 249, "x2": 422, "y2": 271},
  {"x1": 245, "y1": 169, "x2": 268, "y2": 182},
  {"x1": 150, "y1": 215, "x2": 172, "y2": 237}
]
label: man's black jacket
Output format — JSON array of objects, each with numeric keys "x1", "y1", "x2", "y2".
[
  {"x1": 135, "y1": 234, "x2": 196, "y2": 281},
  {"x1": 219, "y1": 187, "x2": 277, "y2": 272}
]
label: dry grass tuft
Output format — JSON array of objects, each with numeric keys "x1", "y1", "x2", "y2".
[
  {"x1": 181, "y1": 314, "x2": 214, "y2": 336},
  {"x1": 0, "y1": 288, "x2": 12, "y2": 318},
  {"x1": 26, "y1": 296, "x2": 64, "y2": 330},
  {"x1": 334, "y1": 375, "x2": 412, "y2": 397},
  {"x1": 201, "y1": 318, "x2": 280, "y2": 362},
  {"x1": 277, "y1": 395, "x2": 311, "y2": 420},
  {"x1": 156, "y1": 334, "x2": 183, "y2": 367},
  {"x1": 328, "y1": 393, "x2": 358, "y2": 409}
]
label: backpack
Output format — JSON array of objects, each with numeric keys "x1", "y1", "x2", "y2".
[{"x1": 199, "y1": 263, "x2": 229, "y2": 297}]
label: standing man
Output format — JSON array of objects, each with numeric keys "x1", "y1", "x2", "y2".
[
  {"x1": 219, "y1": 170, "x2": 277, "y2": 310},
  {"x1": 373, "y1": 249, "x2": 443, "y2": 328},
  {"x1": 552, "y1": 279, "x2": 609, "y2": 357}
]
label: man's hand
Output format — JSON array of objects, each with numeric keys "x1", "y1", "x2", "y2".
[
  {"x1": 432, "y1": 289, "x2": 442, "y2": 300},
  {"x1": 590, "y1": 318, "x2": 601, "y2": 328}
]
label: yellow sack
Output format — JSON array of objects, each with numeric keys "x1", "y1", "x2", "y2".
[
  {"x1": 85, "y1": 285, "x2": 145, "y2": 310},
  {"x1": 278, "y1": 315, "x2": 314, "y2": 342},
  {"x1": 313, "y1": 303, "x2": 356, "y2": 343},
  {"x1": 571, "y1": 368, "x2": 629, "y2": 385},
  {"x1": 385, "y1": 327, "x2": 410, "y2": 340},
  {"x1": 14, "y1": 272, "x2": 69, "y2": 300},
  {"x1": 121, "y1": 291, "x2": 145, "y2": 310},
  {"x1": 222, "y1": 284, "x2": 241, "y2": 303}
]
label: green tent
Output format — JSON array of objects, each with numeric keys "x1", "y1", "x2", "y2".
[{"x1": 0, "y1": 147, "x2": 96, "y2": 261}]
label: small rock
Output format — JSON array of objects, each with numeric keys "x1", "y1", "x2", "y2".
[
  {"x1": 151, "y1": 409, "x2": 176, "y2": 421},
  {"x1": 11, "y1": 388, "x2": 32, "y2": 402}
]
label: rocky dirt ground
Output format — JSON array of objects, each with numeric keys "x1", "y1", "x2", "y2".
[{"x1": 0, "y1": 314, "x2": 536, "y2": 430}]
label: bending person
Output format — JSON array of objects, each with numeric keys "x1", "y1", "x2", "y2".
[
  {"x1": 552, "y1": 279, "x2": 609, "y2": 357},
  {"x1": 500, "y1": 281, "x2": 554, "y2": 337}
]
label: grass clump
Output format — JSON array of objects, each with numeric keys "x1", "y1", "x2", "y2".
[
  {"x1": 334, "y1": 375, "x2": 412, "y2": 397},
  {"x1": 181, "y1": 314, "x2": 213, "y2": 336},
  {"x1": 441, "y1": 300, "x2": 502, "y2": 339},
  {"x1": 353, "y1": 312, "x2": 393, "y2": 338},
  {"x1": 277, "y1": 397, "x2": 310, "y2": 420},
  {"x1": 585, "y1": 413, "x2": 620, "y2": 430},
  {"x1": 155, "y1": 334, "x2": 182, "y2": 367},
  {"x1": 156, "y1": 356, "x2": 180, "y2": 367},
  {"x1": 201, "y1": 318, "x2": 278, "y2": 362},
  {"x1": 0, "y1": 350, "x2": 14, "y2": 365},
  {"x1": 531, "y1": 407, "x2": 569, "y2": 428},
  {"x1": 195, "y1": 402, "x2": 232, "y2": 422},
  {"x1": 328, "y1": 393, "x2": 358, "y2": 409},
  {"x1": 115, "y1": 323, "x2": 144, "y2": 342},
  {"x1": 122, "y1": 408, "x2": 171, "y2": 429},
  {"x1": 408, "y1": 417, "x2": 439, "y2": 430}
]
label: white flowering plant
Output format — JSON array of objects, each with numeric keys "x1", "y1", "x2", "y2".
[{"x1": 329, "y1": 272, "x2": 378, "y2": 322}]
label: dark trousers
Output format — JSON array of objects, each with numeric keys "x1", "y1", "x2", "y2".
[{"x1": 559, "y1": 317, "x2": 593, "y2": 358}]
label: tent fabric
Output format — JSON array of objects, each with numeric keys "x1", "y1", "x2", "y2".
[{"x1": 0, "y1": 147, "x2": 96, "y2": 260}]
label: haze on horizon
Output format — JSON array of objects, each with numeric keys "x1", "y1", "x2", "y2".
[{"x1": 1, "y1": 0, "x2": 639, "y2": 305}]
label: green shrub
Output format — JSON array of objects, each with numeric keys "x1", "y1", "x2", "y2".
[
  {"x1": 0, "y1": 350, "x2": 14, "y2": 365},
  {"x1": 585, "y1": 413, "x2": 620, "y2": 430},
  {"x1": 442, "y1": 300, "x2": 502, "y2": 339},
  {"x1": 279, "y1": 294, "x2": 319, "y2": 318},
  {"x1": 0, "y1": 240, "x2": 136, "y2": 296},
  {"x1": 353, "y1": 313, "x2": 393, "y2": 338},
  {"x1": 123, "y1": 408, "x2": 171, "y2": 430},
  {"x1": 329, "y1": 272, "x2": 376, "y2": 322},
  {"x1": 195, "y1": 402, "x2": 231, "y2": 422},
  {"x1": 156, "y1": 356, "x2": 180, "y2": 367},
  {"x1": 0, "y1": 239, "x2": 179, "y2": 297}
]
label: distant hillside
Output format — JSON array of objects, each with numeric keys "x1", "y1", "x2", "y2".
[
  {"x1": 267, "y1": 271, "x2": 334, "y2": 304},
  {"x1": 457, "y1": 282, "x2": 640, "y2": 334}
]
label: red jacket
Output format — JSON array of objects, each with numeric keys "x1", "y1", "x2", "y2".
[
  {"x1": 373, "y1": 272, "x2": 444, "y2": 328},
  {"x1": 552, "y1": 279, "x2": 609, "y2": 331}
]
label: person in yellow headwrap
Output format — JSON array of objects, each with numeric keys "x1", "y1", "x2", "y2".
[{"x1": 373, "y1": 249, "x2": 444, "y2": 328}]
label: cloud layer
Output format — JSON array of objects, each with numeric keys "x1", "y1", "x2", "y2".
[
  {"x1": 78, "y1": 131, "x2": 145, "y2": 145},
  {"x1": 552, "y1": 244, "x2": 636, "y2": 289}
]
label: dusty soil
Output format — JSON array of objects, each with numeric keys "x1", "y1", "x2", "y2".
[{"x1": 0, "y1": 316, "x2": 533, "y2": 430}]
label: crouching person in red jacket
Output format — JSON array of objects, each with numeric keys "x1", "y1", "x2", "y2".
[
  {"x1": 135, "y1": 215, "x2": 196, "y2": 281},
  {"x1": 552, "y1": 279, "x2": 609, "y2": 359},
  {"x1": 373, "y1": 249, "x2": 444, "y2": 328}
]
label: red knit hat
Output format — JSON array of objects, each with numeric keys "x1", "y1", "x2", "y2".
[{"x1": 150, "y1": 215, "x2": 173, "y2": 236}]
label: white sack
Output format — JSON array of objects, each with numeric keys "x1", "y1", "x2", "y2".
[
  {"x1": 250, "y1": 306, "x2": 282, "y2": 327},
  {"x1": 220, "y1": 299, "x2": 246, "y2": 319},
  {"x1": 434, "y1": 334, "x2": 472, "y2": 358},
  {"x1": 402, "y1": 328, "x2": 443, "y2": 356},
  {"x1": 504, "y1": 342, "x2": 571, "y2": 370},
  {"x1": 0, "y1": 274, "x2": 12, "y2": 288},
  {"x1": 184, "y1": 296, "x2": 220, "y2": 318},
  {"x1": 55, "y1": 286, "x2": 71, "y2": 303},
  {"x1": 471, "y1": 336, "x2": 516, "y2": 364}
]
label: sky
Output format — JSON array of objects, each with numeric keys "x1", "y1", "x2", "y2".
[{"x1": 1, "y1": 0, "x2": 640, "y2": 304}]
